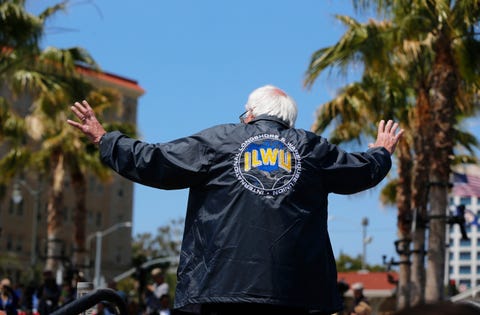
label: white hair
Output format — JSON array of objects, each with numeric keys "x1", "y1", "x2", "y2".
[{"x1": 245, "y1": 85, "x2": 298, "y2": 127}]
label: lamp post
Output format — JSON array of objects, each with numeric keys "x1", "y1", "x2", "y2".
[
  {"x1": 12, "y1": 180, "x2": 42, "y2": 267},
  {"x1": 87, "y1": 221, "x2": 132, "y2": 288},
  {"x1": 361, "y1": 217, "x2": 372, "y2": 270}
]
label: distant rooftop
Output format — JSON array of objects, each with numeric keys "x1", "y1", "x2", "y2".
[
  {"x1": 338, "y1": 271, "x2": 398, "y2": 298},
  {"x1": 76, "y1": 64, "x2": 145, "y2": 95}
]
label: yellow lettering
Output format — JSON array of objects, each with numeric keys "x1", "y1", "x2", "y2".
[
  {"x1": 252, "y1": 150, "x2": 262, "y2": 167},
  {"x1": 279, "y1": 150, "x2": 292, "y2": 172},
  {"x1": 244, "y1": 152, "x2": 251, "y2": 172},
  {"x1": 260, "y1": 148, "x2": 278, "y2": 165}
]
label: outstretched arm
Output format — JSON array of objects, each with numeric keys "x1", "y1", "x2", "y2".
[
  {"x1": 369, "y1": 119, "x2": 404, "y2": 155},
  {"x1": 67, "y1": 100, "x2": 106, "y2": 144}
]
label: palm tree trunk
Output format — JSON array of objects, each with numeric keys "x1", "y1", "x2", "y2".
[
  {"x1": 69, "y1": 163, "x2": 88, "y2": 270},
  {"x1": 425, "y1": 31, "x2": 457, "y2": 302},
  {"x1": 410, "y1": 85, "x2": 431, "y2": 306},
  {"x1": 45, "y1": 151, "x2": 65, "y2": 272},
  {"x1": 395, "y1": 140, "x2": 412, "y2": 310}
]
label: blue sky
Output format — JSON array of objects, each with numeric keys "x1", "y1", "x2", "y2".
[{"x1": 29, "y1": 1, "x2": 402, "y2": 266}]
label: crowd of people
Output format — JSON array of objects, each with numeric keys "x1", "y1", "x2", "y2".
[
  {"x1": 0, "y1": 267, "x2": 172, "y2": 315},
  {"x1": 0, "y1": 270, "x2": 71, "y2": 315}
]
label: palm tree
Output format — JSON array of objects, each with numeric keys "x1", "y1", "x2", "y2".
[
  {"x1": 304, "y1": 0, "x2": 480, "y2": 306},
  {"x1": 304, "y1": 15, "x2": 419, "y2": 308},
  {"x1": 15, "y1": 46, "x2": 136, "y2": 272},
  {"x1": 376, "y1": 0, "x2": 480, "y2": 302},
  {"x1": 1, "y1": 1, "x2": 136, "y2": 274}
]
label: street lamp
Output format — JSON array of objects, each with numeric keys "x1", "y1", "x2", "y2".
[
  {"x1": 87, "y1": 221, "x2": 132, "y2": 288},
  {"x1": 12, "y1": 180, "x2": 42, "y2": 267}
]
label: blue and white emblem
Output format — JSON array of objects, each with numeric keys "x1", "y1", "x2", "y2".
[{"x1": 234, "y1": 134, "x2": 301, "y2": 195}]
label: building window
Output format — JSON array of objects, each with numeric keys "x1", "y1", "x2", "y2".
[
  {"x1": 477, "y1": 266, "x2": 480, "y2": 275},
  {"x1": 449, "y1": 252, "x2": 454, "y2": 260},
  {"x1": 15, "y1": 238, "x2": 22, "y2": 252},
  {"x1": 96, "y1": 212, "x2": 102, "y2": 228},
  {"x1": 459, "y1": 266, "x2": 471, "y2": 274},
  {"x1": 477, "y1": 252, "x2": 480, "y2": 260},
  {"x1": 6, "y1": 234, "x2": 12, "y2": 251},
  {"x1": 9, "y1": 199, "x2": 24, "y2": 216},
  {"x1": 459, "y1": 279, "x2": 471, "y2": 288},
  {"x1": 460, "y1": 238, "x2": 471, "y2": 246},
  {"x1": 449, "y1": 266, "x2": 454, "y2": 274},
  {"x1": 460, "y1": 197, "x2": 472, "y2": 205},
  {"x1": 459, "y1": 252, "x2": 471, "y2": 260}
]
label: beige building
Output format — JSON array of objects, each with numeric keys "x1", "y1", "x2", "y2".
[{"x1": 0, "y1": 66, "x2": 144, "y2": 285}]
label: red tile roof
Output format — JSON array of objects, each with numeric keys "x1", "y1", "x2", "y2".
[
  {"x1": 76, "y1": 65, "x2": 145, "y2": 94},
  {"x1": 338, "y1": 271, "x2": 398, "y2": 291}
]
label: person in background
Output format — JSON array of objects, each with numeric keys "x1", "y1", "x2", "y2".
[
  {"x1": 36, "y1": 270, "x2": 60, "y2": 315},
  {"x1": 68, "y1": 85, "x2": 403, "y2": 315},
  {"x1": 0, "y1": 278, "x2": 19, "y2": 315},
  {"x1": 159, "y1": 294, "x2": 172, "y2": 315},
  {"x1": 351, "y1": 282, "x2": 368, "y2": 310},
  {"x1": 145, "y1": 268, "x2": 169, "y2": 315}
]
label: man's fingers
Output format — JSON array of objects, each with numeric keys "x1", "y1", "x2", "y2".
[
  {"x1": 73, "y1": 101, "x2": 87, "y2": 114},
  {"x1": 82, "y1": 100, "x2": 93, "y2": 111},
  {"x1": 395, "y1": 128, "x2": 405, "y2": 140},
  {"x1": 390, "y1": 122, "x2": 397, "y2": 134},
  {"x1": 378, "y1": 120, "x2": 385, "y2": 134},
  {"x1": 71, "y1": 106, "x2": 84, "y2": 120},
  {"x1": 67, "y1": 119, "x2": 83, "y2": 129},
  {"x1": 384, "y1": 120, "x2": 394, "y2": 133}
]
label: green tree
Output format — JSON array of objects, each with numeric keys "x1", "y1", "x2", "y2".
[
  {"x1": 304, "y1": 0, "x2": 480, "y2": 307},
  {"x1": 336, "y1": 252, "x2": 385, "y2": 272},
  {"x1": 0, "y1": 1, "x2": 136, "y2": 274},
  {"x1": 132, "y1": 218, "x2": 184, "y2": 262}
]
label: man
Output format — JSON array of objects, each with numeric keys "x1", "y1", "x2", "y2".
[
  {"x1": 351, "y1": 282, "x2": 368, "y2": 313},
  {"x1": 0, "y1": 278, "x2": 19, "y2": 315},
  {"x1": 145, "y1": 268, "x2": 169, "y2": 314},
  {"x1": 37, "y1": 270, "x2": 60, "y2": 315},
  {"x1": 67, "y1": 85, "x2": 403, "y2": 315}
]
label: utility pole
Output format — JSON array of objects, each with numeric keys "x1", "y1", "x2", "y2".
[{"x1": 361, "y1": 217, "x2": 372, "y2": 270}]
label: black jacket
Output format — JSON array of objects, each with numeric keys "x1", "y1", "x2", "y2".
[{"x1": 99, "y1": 115, "x2": 392, "y2": 313}]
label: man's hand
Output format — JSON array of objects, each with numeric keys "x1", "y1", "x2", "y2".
[
  {"x1": 67, "y1": 100, "x2": 106, "y2": 144},
  {"x1": 369, "y1": 120, "x2": 404, "y2": 155}
]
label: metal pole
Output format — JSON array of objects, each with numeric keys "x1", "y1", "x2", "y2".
[
  {"x1": 90, "y1": 221, "x2": 132, "y2": 288},
  {"x1": 362, "y1": 217, "x2": 369, "y2": 270},
  {"x1": 31, "y1": 190, "x2": 40, "y2": 266},
  {"x1": 94, "y1": 231, "x2": 102, "y2": 288}
]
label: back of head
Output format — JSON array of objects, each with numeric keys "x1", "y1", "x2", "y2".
[{"x1": 245, "y1": 85, "x2": 298, "y2": 128}]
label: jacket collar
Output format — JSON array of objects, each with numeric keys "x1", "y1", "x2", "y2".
[{"x1": 248, "y1": 114, "x2": 291, "y2": 129}]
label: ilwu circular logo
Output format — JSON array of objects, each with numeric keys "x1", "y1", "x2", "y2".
[{"x1": 233, "y1": 134, "x2": 301, "y2": 196}]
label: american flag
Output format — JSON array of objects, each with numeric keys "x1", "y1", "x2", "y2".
[{"x1": 452, "y1": 172, "x2": 480, "y2": 197}]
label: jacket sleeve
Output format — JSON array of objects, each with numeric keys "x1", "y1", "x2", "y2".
[
  {"x1": 320, "y1": 143, "x2": 392, "y2": 195},
  {"x1": 99, "y1": 131, "x2": 214, "y2": 189}
]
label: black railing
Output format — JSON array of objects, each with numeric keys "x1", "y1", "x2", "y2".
[{"x1": 50, "y1": 289, "x2": 127, "y2": 315}]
